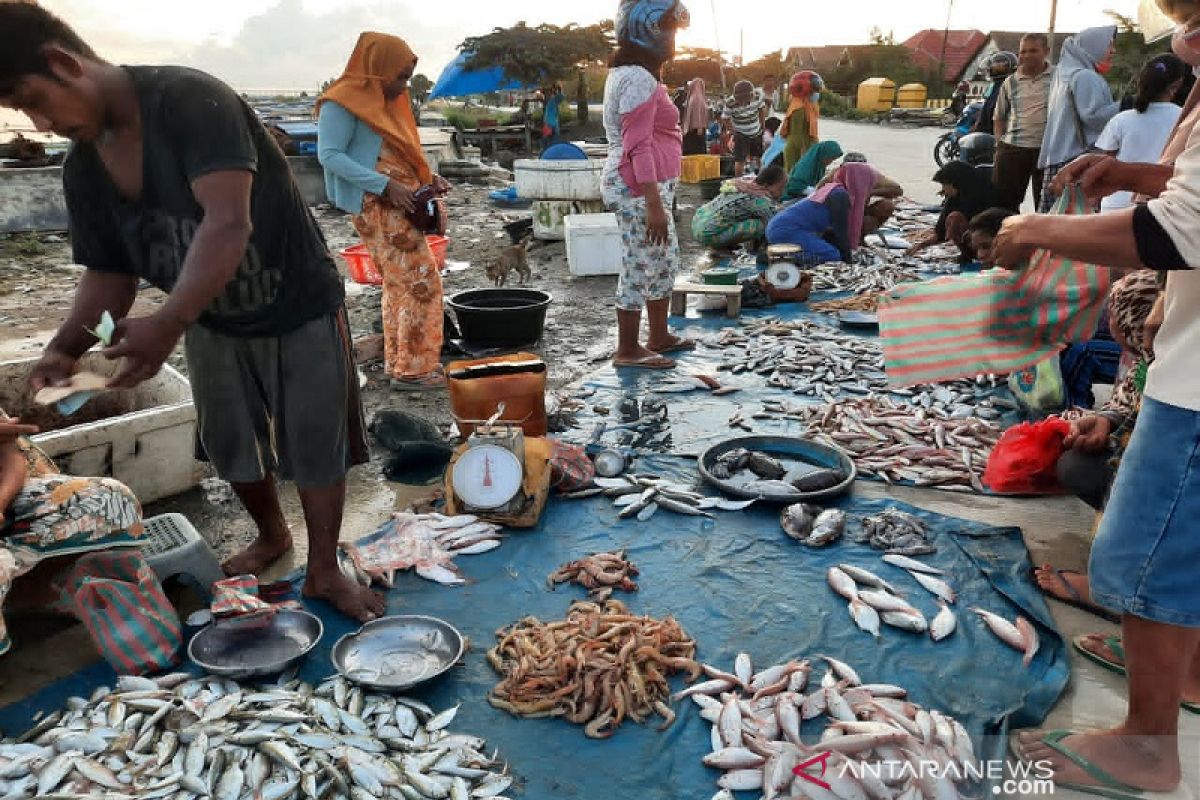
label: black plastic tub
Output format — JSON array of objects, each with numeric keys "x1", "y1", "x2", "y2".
[
  {"x1": 447, "y1": 288, "x2": 552, "y2": 347},
  {"x1": 699, "y1": 178, "x2": 724, "y2": 200}
]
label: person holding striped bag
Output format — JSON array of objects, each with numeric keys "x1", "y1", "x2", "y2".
[{"x1": 997, "y1": 2, "x2": 1200, "y2": 789}]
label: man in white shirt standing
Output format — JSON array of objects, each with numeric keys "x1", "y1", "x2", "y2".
[{"x1": 993, "y1": 33, "x2": 1054, "y2": 211}]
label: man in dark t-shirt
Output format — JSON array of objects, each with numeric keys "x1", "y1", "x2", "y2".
[{"x1": 0, "y1": 3, "x2": 384, "y2": 622}]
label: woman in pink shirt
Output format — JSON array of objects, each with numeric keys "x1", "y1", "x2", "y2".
[{"x1": 601, "y1": 0, "x2": 691, "y2": 369}]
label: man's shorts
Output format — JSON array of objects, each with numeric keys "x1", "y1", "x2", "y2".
[
  {"x1": 184, "y1": 310, "x2": 369, "y2": 488},
  {"x1": 733, "y1": 131, "x2": 765, "y2": 162}
]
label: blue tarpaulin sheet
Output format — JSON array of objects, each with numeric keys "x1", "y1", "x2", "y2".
[
  {"x1": 430, "y1": 52, "x2": 528, "y2": 100},
  {"x1": 557, "y1": 298, "x2": 1022, "y2": 472},
  {"x1": 0, "y1": 454, "x2": 1067, "y2": 797}
]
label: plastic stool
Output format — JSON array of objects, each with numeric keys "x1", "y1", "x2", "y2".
[{"x1": 140, "y1": 513, "x2": 225, "y2": 602}]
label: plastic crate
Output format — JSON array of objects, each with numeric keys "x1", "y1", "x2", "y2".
[
  {"x1": 564, "y1": 213, "x2": 622, "y2": 277},
  {"x1": 140, "y1": 513, "x2": 225, "y2": 600},
  {"x1": 681, "y1": 154, "x2": 721, "y2": 184}
]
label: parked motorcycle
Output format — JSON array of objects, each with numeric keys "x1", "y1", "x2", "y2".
[{"x1": 934, "y1": 100, "x2": 983, "y2": 166}]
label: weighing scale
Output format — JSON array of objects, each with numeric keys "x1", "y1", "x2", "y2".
[
  {"x1": 765, "y1": 262, "x2": 803, "y2": 291},
  {"x1": 450, "y1": 405, "x2": 527, "y2": 515}
]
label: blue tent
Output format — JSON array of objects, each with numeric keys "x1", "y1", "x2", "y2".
[{"x1": 429, "y1": 52, "x2": 528, "y2": 100}]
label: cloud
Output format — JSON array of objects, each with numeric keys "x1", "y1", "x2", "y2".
[{"x1": 177, "y1": 0, "x2": 461, "y2": 91}]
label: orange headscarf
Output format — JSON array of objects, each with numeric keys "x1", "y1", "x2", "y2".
[{"x1": 317, "y1": 32, "x2": 432, "y2": 184}]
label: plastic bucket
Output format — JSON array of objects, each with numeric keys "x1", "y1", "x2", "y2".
[
  {"x1": 426, "y1": 235, "x2": 449, "y2": 269},
  {"x1": 447, "y1": 288, "x2": 552, "y2": 348},
  {"x1": 699, "y1": 178, "x2": 724, "y2": 201},
  {"x1": 340, "y1": 244, "x2": 382, "y2": 285}
]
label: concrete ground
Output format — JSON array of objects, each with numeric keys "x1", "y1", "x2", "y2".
[{"x1": 0, "y1": 118, "x2": 1186, "y2": 796}]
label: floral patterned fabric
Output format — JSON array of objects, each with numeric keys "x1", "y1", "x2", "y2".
[
  {"x1": 603, "y1": 170, "x2": 681, "y2": 311},
  {"x1": 0, "y1": 417, "x2": 145, "y2": 655},
  {"x1": 352, "y1": 143, "x2": 444, "y2": 379}
]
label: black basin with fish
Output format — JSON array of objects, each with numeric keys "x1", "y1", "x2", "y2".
[
  {"x1": 448, "y1": 288, "x2": 552, "y2": 348},
  {"x1": 698, "y1": 435, "x2": 856, "y2": 503}
]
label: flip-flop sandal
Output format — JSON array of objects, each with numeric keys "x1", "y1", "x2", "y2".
[
  {"x1": 1007, "y1": 729, "x2": 1162, "y2": 800},
  {"x1": 613, "y1": 355, "x2": 675, "y2": 370},
  {"x1": 650, "y1": 338, "x2": 697, "y2": 355},
  {"x1": 1036, "y1": 567, "x2": 1122, "y2": 624},
  {"x1": 1072, "y1": 634, "x2": 1200, "y2": 715}
]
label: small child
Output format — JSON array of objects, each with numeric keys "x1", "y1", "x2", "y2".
[
  {"x1": 763, "y1": 117, "x2": 782, "y2": 148},
  {"x1": 722, "y1": 80, "x2": 767, "y2": 176}
]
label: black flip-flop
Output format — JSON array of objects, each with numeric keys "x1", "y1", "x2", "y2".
[
  {"x1": 1036, "y1": 566, "x2": 1121, "y2": 624},
  {"x1": 650, "y1": 338, "x2": 697, "y2": 355}
]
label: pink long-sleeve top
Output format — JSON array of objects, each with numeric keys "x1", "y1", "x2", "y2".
[{"x1": 618, "y1": 85, "x2": 683, "y2": 196}]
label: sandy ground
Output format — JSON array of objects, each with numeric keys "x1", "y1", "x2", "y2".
[{"x1": 0, "y1": 121, "x2": 1184, "y2": 800}]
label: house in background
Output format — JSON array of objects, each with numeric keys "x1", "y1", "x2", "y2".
[
  {"x1": 901, "y1": 29, "x2": 989, "y2": 87},
  {"x1": 784, "y1": 45, "x2": 890, "y2": 93}
]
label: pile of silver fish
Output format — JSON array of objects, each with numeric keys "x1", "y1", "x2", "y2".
[
  {"x1": 768, "y1": 396, "x2": 1003, "y2": 492},
  {"x1": 567, "y1": 475, "x2": 756, "y2": 521},
  {"x1": 971, "y1": 608, "x2": 1040, "y2": 667},
  {"x1": 780, "y1": 505, "x2": 847, "y2": 547},
  {"x1": 674, "y1": 652, "x2": 980, "y2": 800},
  {"x1": 4, "y1": 673, "x2": 513, "y2": 800},
  {"x1": 855, "y1": 507, "x2": 935, "y2": 555},
  {"x1": 808, "y1": 258, "x2": 924, "y2": 294},
  {"x1": 339, "y1": 513, "x2": 506, "y2": 588},
  {"x1": 707, "y1": 319, "x2": 993, "y2": 408},
  {"x1": 828, "y1": 562, "x2": 957, "y2": 641}
]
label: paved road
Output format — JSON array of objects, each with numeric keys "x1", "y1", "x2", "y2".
[{"x1": 819, "y1": 118, "x2": 948, "y2": 206}]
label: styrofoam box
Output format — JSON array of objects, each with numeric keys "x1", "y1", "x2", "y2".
[
  {"x1": 565, "y1": 213, "x2": 623, "y2": 277},
  {"x1": 514, "y1": 159, "x2": 605, "y2": 201},
  {"x1": 1, "y1": 353, "x2": 202, "y2": 504},
  {"x1": 533, "y1": 199, "x2": 606, "y2": 241}
]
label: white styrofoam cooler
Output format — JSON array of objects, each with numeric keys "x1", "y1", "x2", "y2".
[
  {"x1": 1, "y1": 353, "x2": 202, "y2": 504},
  {"x1": 565, "y1": 213, "x2": 623, "y2": 277},
  {"x1": 514, "y1": 159, "x2": 604, "y2": 201},
  {"x1": 533, "y1": 199, "x2": 606, "y2": 241}
]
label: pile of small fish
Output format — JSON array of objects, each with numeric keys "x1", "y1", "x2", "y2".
[
  {"x1": 808, "y1": 259, "x2": 923, "y2": 294},
  {"x1": 675, "y1": 652, "x2": 980, "y2": 799},
  {"x1": 971, "y1": 607, "x2": 1040, "y2": 667},
  {"x1": 5, "y1": 672, "x2": 514, "y2": 800},
  {"x1": 546, "y1": 550, "x2": 639, "y2": 601},
  {"x1": 809, "y1": 293, "x2": 881, "y2": 314},
  {"x1": 584, "y1": 397, "x2": 672, "y2": 452},
  {"x1": 339, "y1": 513, "x2": 505, "y2": 588},
  {"x1": 780, "y1": 505, "x2": 847, "y2": 547},
  {"x1": 566, "y1": 475, "x2": 756, "y2": 521},
  {"x1": 828, "y1": 561, "x2": 957, "y2": 640},
  {"x1": 708, "y1": 319, "x2": 990, "y2": 407},
  {"x1": 855, "y1": 507, "x2": 935, "y2": 555},
  {"x1": 487, "y1": 598, "x2": 698, "y2": 738},
  {"x1": 771, "y1": 395, "x2": 1003, "y2": 491}
]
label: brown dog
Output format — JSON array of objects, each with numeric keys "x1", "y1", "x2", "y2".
[{"x1": 487, "y1": 234, "x2": 533, "y2": 287}]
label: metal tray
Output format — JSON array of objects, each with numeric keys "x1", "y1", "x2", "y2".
[
  {"x1": 837, "y1": 311, "x2": 880, "y2": 329},
  {"x1": 698, "y1": 435, "x2": 856, "y2": 504},
  {"x1": 188, "y1": 609, "x2": 322, "y2": 680},
  {"x1": 332, "y1": 615, "x2": 465, "y2": 692}
]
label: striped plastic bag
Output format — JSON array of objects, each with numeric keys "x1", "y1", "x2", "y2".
[
  {"x1": 879, "y1": 187, "x2": 1112, "y2": 386},
  {"x1": 60, "y1": 551, "x2": 182, "y2": 674}
]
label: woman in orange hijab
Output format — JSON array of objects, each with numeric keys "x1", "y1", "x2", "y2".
[
  {"x1": 780, "y1": 71, "x2": 823, "y2": 172},
  {"x1": 318, "y1": 32, "x2": 450, "y2": 389}
]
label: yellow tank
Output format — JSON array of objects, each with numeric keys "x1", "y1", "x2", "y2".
[
  {"x1": 896, "y1": 83, "x2": 928, "y2": 109},
  {"x1": 856, "y1": 77, "x2": 896, "y2": 112}
]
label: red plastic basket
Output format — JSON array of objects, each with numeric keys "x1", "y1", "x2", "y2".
[{"x1": 340, "y1": 244, "x2": 382, "y2": 285}]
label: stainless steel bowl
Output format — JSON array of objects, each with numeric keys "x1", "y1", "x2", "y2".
[
  {"x1": 332, "y1": 615, "x2": 464, "y2": 692},
  {"x1": 188, "y1": 609, "x2": 323, "y2": 680}
]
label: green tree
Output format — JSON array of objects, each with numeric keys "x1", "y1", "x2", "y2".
[
  {"x1": 1104, "y1": 9, "x2": 1170, "y2": 99},
  {"x1": 411, "y1": 73, "x2": 433, "y2": 103},
  {"x1": 738, "y1": 50, "x2": 788, "y2": 85},
  {"x1": 462, "y1": 22, "x2": 612, "y2": 89}
]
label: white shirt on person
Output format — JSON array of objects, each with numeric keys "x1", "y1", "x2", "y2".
[{"x1": 1096, "y1": 102, "x2": 1182, "y2": 211}]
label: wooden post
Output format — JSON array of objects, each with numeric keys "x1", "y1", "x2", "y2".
[{"x1": 1048, "y1": 0, "x2": 1059, "y2": 61}]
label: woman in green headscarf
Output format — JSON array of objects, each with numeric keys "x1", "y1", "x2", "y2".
[{"x1": 783, "y1": 140, "x2": 843, "y2": 201}]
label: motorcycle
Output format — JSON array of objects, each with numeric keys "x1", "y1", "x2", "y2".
[{"x1": 934, "y1": 100, "x2": 983, "y2": 166}]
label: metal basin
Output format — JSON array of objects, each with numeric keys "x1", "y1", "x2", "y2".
[
  {"x1": 698, "y1": 435, "x2": 857, "y2": 504},
  {"x1": 837, "y1": 311, "x2": 880, "y2": 329},
  {"x1": 332, "y1": 615, "x2": 464, "y2": 692},
  {"x1": 188, "y1": 609, "x2": 323, "y2": 680}
]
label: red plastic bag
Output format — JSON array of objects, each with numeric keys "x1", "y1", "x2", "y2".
[
  {"x1": 983, "y1": 418, "x2": 1072, "y2": 494},
  {"x1": 548, "y1": 440, "x2": 595, "y2": 493}
]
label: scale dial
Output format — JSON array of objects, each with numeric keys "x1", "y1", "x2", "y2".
[{"x1": 452, "y1": 445, "x2": 523, "y2": 509}]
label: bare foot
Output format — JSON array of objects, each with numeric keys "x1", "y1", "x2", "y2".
[
  {"x1": 303, "y1": 568, "x2": 387, "y2": 623},
  {"x1": 646, "y1": 335, "x2": 695, "y2": 354},
  {"x1": 1077, "y1": 632, "x2": 1125, "y2": 668},
  {"x1": 222, "y1": 535, "x2": 294, "y2": 577},
  {"x1": 1034, "y1": 566, "x2": 1106, "y2": 609},
  {"x1": 1016, "y1": 729, "x2": 1181, "y2": 793}
]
